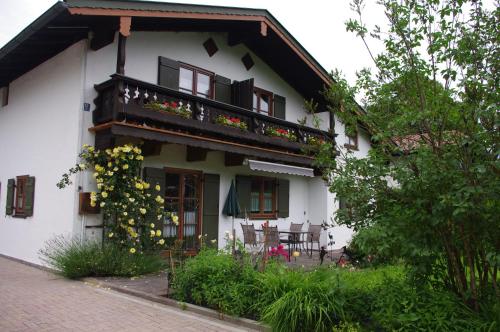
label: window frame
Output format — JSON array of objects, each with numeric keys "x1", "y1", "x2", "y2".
[
  {"x1": 344, "y1": 130, "x2": 359, "y2": 151},
  {"x1": 253, "y1": 87, "x2": 273, "y2": 116},
  {"x1": 14, "y1": 175, "x2": 28, "y2": 216},
  {"x1": 249, "y1": 176, "x2": 277, "y2": 219},
  {"x1": 178, "y1": 63, "x2": 215, "y2": 99}
]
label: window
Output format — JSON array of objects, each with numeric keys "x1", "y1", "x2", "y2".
[
  {"x1": 253, "y1": 87, "x2": 273, "y2": 116},
  {"x1": 344, "y1": 130, "x2": 358, "y2": 150},
  {"x1": 250, "y1": 177, "x2": 276, "y2": 218},
  {"x1": 5, "y1": 175, "x2": 35, "y2": 217},
  {"x1": 179, "y1": 63, "x2": 214, "y2": 99}
]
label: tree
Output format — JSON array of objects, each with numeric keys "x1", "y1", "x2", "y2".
[{"x1": 318, "y1": 0, "x2": 499, "y2": 310}]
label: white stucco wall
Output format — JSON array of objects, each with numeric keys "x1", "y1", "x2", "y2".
[
  {"x1": 123, "y1": 31, "x2": 312, "y2": 127},
  {"x1": 0, "y1": 41, "x2": 86, "y2": 264}
]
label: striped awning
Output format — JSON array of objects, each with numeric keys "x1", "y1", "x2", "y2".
[{"x1": 247, "y1": 160, "x2": 315, "y2": 177}]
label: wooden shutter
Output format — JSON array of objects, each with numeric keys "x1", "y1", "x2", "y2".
[
  {"x1": 235, "y1": 175, "x2": 251, "y2": 218},
  {"x1": 6, "y1": 178, "x2": 14, "y2": 215},
  {"x1": 214, "y1": 75, "x2": 232, "y2": 104},
  {"x1": 202, "y1": 174, "x2": 220, "y2": 242},
  {"x1": 23, "y1": 176, "x2": 35, "y2": 217},
  {"x1": 277, "y1": 178, "x2": 289, "y2": 218},
  {"x1": 231, "y1": 78, "x2": 254, "y2": 110},
  {"x1": 273, "y1": 94, "x2": 286, "y2": 120},
  {"x1": 143, "y1": 167, "x2": 166, "y2": 228},
  {"x1": 158, "y1": 56, "x2": 180, "y2": 90}
]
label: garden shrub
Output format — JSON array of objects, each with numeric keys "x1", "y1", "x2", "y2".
[
  {"x1": 39, "y1": 236, "x2": 166, "y2": 279},
  {"x1": 173, "y1": 249, "x2": 257, "y2": 317}
]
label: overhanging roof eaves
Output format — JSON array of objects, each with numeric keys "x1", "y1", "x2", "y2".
[
  {"x1": 0, "y1": 2, "x2": 68, "y2": 63},
  {"x1": 64, "y1": 0, "x2": 332, "y2": 84}
]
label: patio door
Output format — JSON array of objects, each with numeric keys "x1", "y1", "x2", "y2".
[{"x1": 163, "y1": 168, "x2": 202, "y2": 251}]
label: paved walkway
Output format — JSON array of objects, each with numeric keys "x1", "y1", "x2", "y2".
[{"x1": 0, "y1": 256, "x2": 253, "y2": 332}]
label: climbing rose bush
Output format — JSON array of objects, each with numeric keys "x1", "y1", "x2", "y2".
[{"x1": 58, "y1": 144, "x2": 178, "y2": 253}]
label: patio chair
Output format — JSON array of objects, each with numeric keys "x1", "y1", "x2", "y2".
[
  {"x1": 279, "y1": 222, "x2": 304, "y2": 250},
  {"x1": 241, "y1": 223, "x2": 257, "y2": 248},
  {"x1": 262, "y1": 225, "x2": 280, "y2": 248},
  {"x1": 305, "y1": 224, "x2": 322, "y2": 255}
]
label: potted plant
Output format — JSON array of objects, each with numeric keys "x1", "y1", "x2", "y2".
[
  {"x1": 214, "y1": 114, "x2": 248, "y2": 131},
  {"x1": 265, "y1": 127, "x2": 297, "y2": 142},
  {"x1": 145, "y1": 100, "x2": 192, "y2": 119}
]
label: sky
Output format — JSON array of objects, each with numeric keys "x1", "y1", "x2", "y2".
[{"x1": 0, "y1": 0, "x2": 388, "y2": 85}]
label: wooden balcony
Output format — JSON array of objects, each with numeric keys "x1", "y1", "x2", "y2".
[{"x1": 91, "y1": 74, "x2": 335, "y2": 166}]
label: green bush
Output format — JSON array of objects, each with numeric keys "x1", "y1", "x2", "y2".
[
  {"x1": 39, "y1": 236, "x2": 166, "y2": 279},
  {"x1": 256, "y1": 268, "x2": 346, "y2": 332},
  {"x1": 173, "y1": 249, "x2": 257, "y2": 317}
]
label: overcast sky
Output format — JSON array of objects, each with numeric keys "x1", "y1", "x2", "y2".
[{"x1": 0, "y1": 0, "x2": 386, "y2": 84}]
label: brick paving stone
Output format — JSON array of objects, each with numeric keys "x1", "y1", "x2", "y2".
[{"x1": 0, "y1": 256, "x2": 255, "y2": 332}]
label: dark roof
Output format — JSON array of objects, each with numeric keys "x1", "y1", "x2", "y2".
[{"x1": 0, "y1": 0, "x2": 332, "y2": 106}]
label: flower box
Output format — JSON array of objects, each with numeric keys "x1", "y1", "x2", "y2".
[
  {"x1": 265, "y1": 127, "x2": 297, "y2": 142},
  {"x1": 145, "y1": 101, "x2": 192, "y2": 119},
  {"x1": 214, "y1": 114, "x2": 248, "y2": 131}
]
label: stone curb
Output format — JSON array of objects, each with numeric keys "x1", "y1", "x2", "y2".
[{"x1": 82, "y1": 277, "x2": 269, "y2": 332}]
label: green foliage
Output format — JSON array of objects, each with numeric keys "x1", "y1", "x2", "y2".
[
  {"x1": 39, "y1": 236, "x2": 166, "y2": 279},
  {"x1": 316, "y1": 0, "x2": 500, "y2": 310},
  {"x1": 172, "y1": 249, "x2": 257, "y2": 317},
  {"x1": 172, "y1": 250, "x2": 496, "y2": 331}
]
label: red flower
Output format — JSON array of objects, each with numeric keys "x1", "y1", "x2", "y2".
[
  {"x1": 231, "y1": 117, "x2": 240, "y2": 123},
  {"x1": 163, "y1": 102, "x2": 169, "y2": 106},
  {"x1": 170, "y1": 101, "x2": 178, "y2": 108}
]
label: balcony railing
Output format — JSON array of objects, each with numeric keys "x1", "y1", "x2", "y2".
[{"x1": 93, "y1": 74, "x2": 335, "y2": 155}]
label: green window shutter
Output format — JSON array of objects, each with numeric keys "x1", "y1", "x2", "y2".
[
  {"x1": 277, "y1": 178, "x2": 289, "y2": 218},
  {"x1": 158, "y1": 56, "x2": 180, "y2": 90},
  {"x1": 143, "y1": 167, "x2": 166, "y2": 228},
  {"x1": 235, "y1": 175, "x2": 251, "y2": 218},
  {"x1": 214, "y1": 75, "x2": 232, "y2": 104},
  {"x1": 231, "y1": 79, "x2": 254, "y2": 110},
  {"x1": 23, "y1": 176, "x2": 35, "y2": 217},
  {"x1": 202, "y1": 174, "x2": 220, "y2": 242},
  {"x1": 273, "y1": 94, "x2": 286, "y2": 120},
  {"x1": 6, "y1": 178, "x2": 15, "y2": 215}
]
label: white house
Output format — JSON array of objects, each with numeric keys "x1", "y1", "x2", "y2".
[{"x1": 0, "y1": 0, "x2": 370, "y2": 264}]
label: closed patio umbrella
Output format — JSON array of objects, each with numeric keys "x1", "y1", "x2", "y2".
[{"x1": 222, "y1": 180, "x2": 240, "y2": 254}]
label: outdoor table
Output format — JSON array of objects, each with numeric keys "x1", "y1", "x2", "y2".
[{"x1": 256, "y1": 229, "x2": 313, "y2": 260}]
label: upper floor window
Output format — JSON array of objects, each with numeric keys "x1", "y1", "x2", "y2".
[
  {"x1": 253, "y1": 87, "x2": 273, "y2": 116},
  {"x1": 344, "y1": 128, "x2": 358, "y2": 150},
  {"x1": 179, "y1": 64, "x2": 214, "y2": 99}
]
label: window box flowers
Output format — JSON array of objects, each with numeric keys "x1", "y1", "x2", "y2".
[
  {"x1": 215, "y1": 114, "x2": 248, "y2": 131},
  {"x1": 145, "y1": 101, "x2": 192, "y2": 119},
  {"x1": 265, "y1": 127, "x2": 297, "y2": 142},
  {"x1": 306, "y1": 136, "x2": 326, "y2": 147}
]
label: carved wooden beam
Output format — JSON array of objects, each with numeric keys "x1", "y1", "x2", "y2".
[
  {"x1": 225, "y1": 152, "x2": 246, "y2": 166},
  {"x1": 260, "y1": 21, "x2": 268, "y2": 37}
]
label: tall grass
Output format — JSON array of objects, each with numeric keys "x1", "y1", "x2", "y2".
[{"x1": 39, "y1": 236, "x2": 166, "y2": 279}]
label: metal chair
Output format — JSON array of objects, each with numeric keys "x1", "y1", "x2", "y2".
[
  {"x1": 280, "y1": 222, "x2": 304, "y2": 250},
  {"x1": 306, "y1": 224, "x2": 322, "y2": 255},
  {"x1": 240, "y1": 223, "x2": 257, "y2": 248}
]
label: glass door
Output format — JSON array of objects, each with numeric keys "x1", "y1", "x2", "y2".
[{"x1": 163, "y1": 169, "x2": 202, "y2": 251}]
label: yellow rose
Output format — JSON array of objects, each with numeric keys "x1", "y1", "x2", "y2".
[
  {"x1": 150, "y1": 223, "x2": 155, "y2": 228},
  {"x1": 123, "y1": 164, "x2": 129, "y2": 170},
  {"x1": 97, "y1": 183, "x2": 103, "y2": 190},
  {"x1": 113, "y1": 167, "x2": 118, "y2": 172},
  {"x1": 108, "y1": 232, "x2": 114, "y2": 238},
  {"x1": 143, "y1": 182, "x2": 150, "y2": 190},
  {"x1": 139, "y1": 208, "x2": 147, "y2": 215},
  {"x1": 172, "y1": 215, "x2": 179, "y2": 223},
  {"x1": 78, "y1": 163, "x2": 86, "y2": 170},
  {"x1": 150, "y1": 230, "x2": 155, "y2": 236},
  {"x1": 123, "y1": 211, "x2": 128, "y2": 216},
  {"x1": 93, "y1": 172, "x2": 99, "y2": 178},
  {"x1": 125, "y1": 193, "x2": 130, "y2": 198},
  {"x1": 101, "y1": 192, "x2": 108, "y2": 198},
  {"x1": 90, "y1": 201, "x2": 96, "y2": 207},
  {"x1": 157, "y1": 215, "x2": 163, "y2": 220},
  {"x1": 158, "y1": 239, "x2": 165, "y2": 245},
  {"x1": 108, "y1": 162, "x2": 112, "y2": 167},
  {"x1": 135, "y1": 183, "x2": 143, "y2": 190},
  {"x1": 155, "y1": 195, "x2": 163, "y2": 203},
  {"x1": 88, "y1": 146, "x2": 94, "y2": 152},
  {"x1": 128, "y1": 219, "x2": 135, "y2": 225},
  {"x1": 155, "y1": 184, "x2": 161, "y2": 191},
  {"x1": 136, "y1": 155, "x2": 144, "y2": 161},
  {"x1": 129, "y1": 248, "x2": 136, "y2": 254},
  {"x1": 156, "y1": 230, "x2": 162, "y2": 237},
  {"x1": 100, "y1": 202, "x2": 106, "y2": 207},
  {"x1": 128, "y1": 197, "x2": 135, "y2": 203}
]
